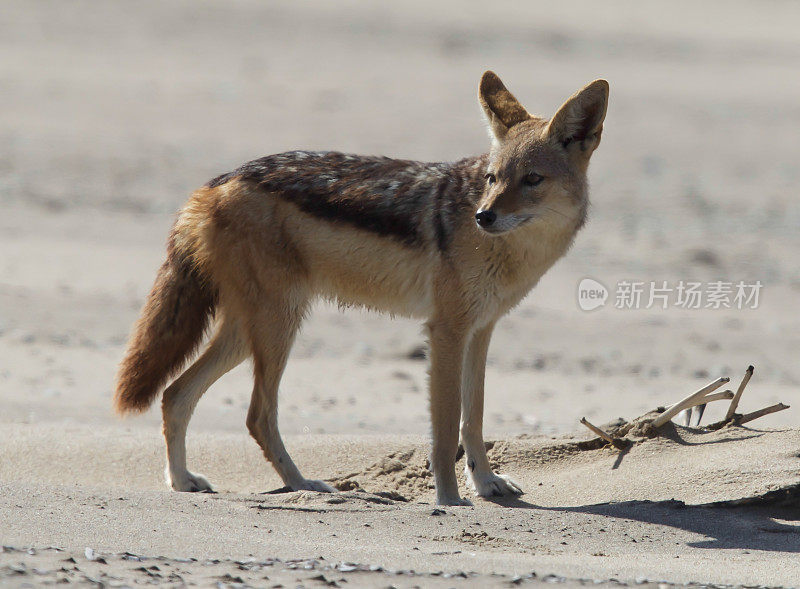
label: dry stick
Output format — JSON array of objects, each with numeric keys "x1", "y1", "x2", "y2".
[
  {"x1": 674, "y1": 390, "x2": 734, "y2": 413},
  {"x1": 679, "y1": 391, "x2": 734, "y2": 426},
  {"x1": 690, "y1": 391, "x2": 735, "y2": 426},
  {"x1": 652, "y1": 376, "x2": 730, "y2": 428},
  {"x1": 580, "y1": 417, "x2": 616, "y2": 444},
  {"x1": 737, "y1": 403, "x2": 790, "y2": 425},
  {"x1": 664, "y1": 382, "x2": 730, "y2": 413},
  {"x1": 696, "y1": 390, "x2": 734, "y2": 405},
  {"x1": 725, "y1": 365, "x2": 754, "y2": 421},
  {"x1": 580, "y1": 418, "x2": 629, "y2": 450}
]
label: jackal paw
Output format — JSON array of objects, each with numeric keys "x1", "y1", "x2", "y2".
[
  {"x1": 292, "y1": 479, "x2": 336, "y2": 493},
  {"x1": 436, "y1": 494, "x2": 473, "y2": 506},
  {"x1": 169, "y1": 471, "x2": 214, "y2": 493},
  {"x1": 471, "y1": 472, "x2": 523, "y2": 498}
]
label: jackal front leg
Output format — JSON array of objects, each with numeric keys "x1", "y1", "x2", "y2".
[
  {"x1": 427, "y1": 319, "x2": 471, "y2": 506},
  {"x1": 461, "y1": 323, "x2": 522, "y2": 498}
]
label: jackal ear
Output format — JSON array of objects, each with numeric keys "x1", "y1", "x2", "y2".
[
  {"x1": 546, "y1": 80, "x2": 609, "y2": 153},
  {"x1": 479, "y1": 71, "x2": 530, "y2": 144}
]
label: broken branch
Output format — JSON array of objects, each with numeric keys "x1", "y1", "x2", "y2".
[
  {"x1": 652, "y1": 376, "x2": 730, "y2": 428},
  {"x1": 737, "y1": 403, "x2": 790, "y2": 426},
  {"x1": 580, "y1": 417, "x2": 630, "y2": 450},
  {"x1": 697, "y1": 390, "x2": 734, "y2": 404},
  {"x1": 676, "y1": 389, "x2": 734, "y2": 412},
  {"x1": 679, "y1": 390, "x2": 733, "y2": 426},
  {"x1": 580, "y1": 417, "x2": 615, "y2": 444},
  {"x1": 725, "y1": 365, "x2": 754, "y2": 421}
]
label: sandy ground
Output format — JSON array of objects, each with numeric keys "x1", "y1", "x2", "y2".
[{"x1": 2, "y1": 0, "x2": 800, "y2": 587}]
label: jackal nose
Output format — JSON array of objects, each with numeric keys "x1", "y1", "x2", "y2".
[{"x1": 475, "y1": 210, "x2": 497, "y2": 228}]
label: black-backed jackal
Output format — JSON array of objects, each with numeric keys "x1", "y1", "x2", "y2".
[{"x1": 115, "y1": 71, "x2": 608, "y2": 505}]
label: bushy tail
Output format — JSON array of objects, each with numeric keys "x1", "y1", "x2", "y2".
[{"x1": 114, "y1": 245, "x2": 216, "y2": 414}]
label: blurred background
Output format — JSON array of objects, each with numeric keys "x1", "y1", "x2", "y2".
[{"x1": 2, "y1": 0, "x2": 799, "y2": 437}]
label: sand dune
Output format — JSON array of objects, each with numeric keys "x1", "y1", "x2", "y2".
[{"x1": 2, "y1": 421, "x2": 799, "y2": 586}]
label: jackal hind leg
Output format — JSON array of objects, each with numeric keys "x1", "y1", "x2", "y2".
[
  {"x1": 460, "y1": 322, "x2": 522, "y2": 498},
  {"x1": 245, "y1": 296, "x2": 335, "y2": 494},
  {"x1": 162, "y1": 315, "x2": 249, "y2": 492}
]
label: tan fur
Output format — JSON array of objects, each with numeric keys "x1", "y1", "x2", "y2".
[
  {"x1": 114, "y1": 72, "x2": 609, "y2": 505},
  {"x1": 114, "y1": 245, "x2": 215, "y2": 414}
]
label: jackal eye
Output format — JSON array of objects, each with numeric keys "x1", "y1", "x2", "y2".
[
  {"x1": 523, "y1": 173, "x2": 544, "y2": 187},
  {"x1": 484, "y1": 172, "x2": 496, "y2": 185}
]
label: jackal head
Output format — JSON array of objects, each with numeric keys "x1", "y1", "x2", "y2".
[{"x1": 475, "y1": 71, "x2": 609, "y2": 235}]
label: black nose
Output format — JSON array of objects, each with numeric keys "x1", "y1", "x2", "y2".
[{"x1": 475, "y1": 210, "x2": 497, "y2": 228}]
